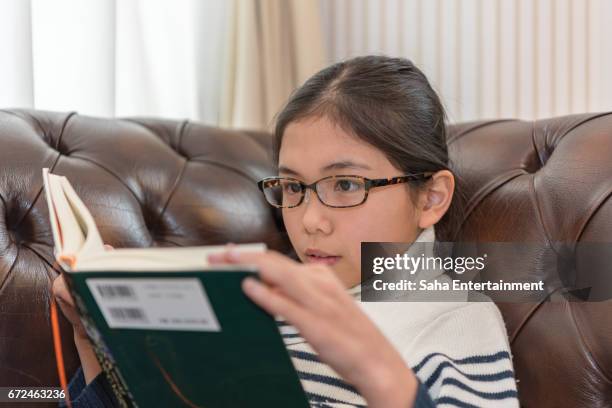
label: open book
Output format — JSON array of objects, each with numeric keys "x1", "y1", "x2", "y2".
[
  {"x1": 43, "y1": 169, "x2": 309, "y2": 408},
  {"x1": 42, "y1": 168, "x2": 266, "y2": 271}
]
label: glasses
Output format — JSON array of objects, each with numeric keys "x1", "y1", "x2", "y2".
[{"x1": 257, "y1": 173, "x2": 433, "y2": 209}]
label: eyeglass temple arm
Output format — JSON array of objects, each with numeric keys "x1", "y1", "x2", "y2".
[{"x1": 367, "y1": 174, "x2": 431, "y2": 188}]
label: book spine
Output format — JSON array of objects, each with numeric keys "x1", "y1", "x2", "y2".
[{"x1": 64, "y1": 273, "x2": 138, "y2": 408}]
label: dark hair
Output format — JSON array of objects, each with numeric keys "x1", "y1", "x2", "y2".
[{"x1": 273, "y1": 55, "x2": 464, "y2": 241}]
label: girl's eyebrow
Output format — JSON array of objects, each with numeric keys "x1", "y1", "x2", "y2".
[
  {"x1": 321, "y1": 161, "x2": 372, "y2": 172},
  {"x1": 278, "y1": 161, "x2": 372, "y2": 177},
  {"x1": 278, "y1": 165, "x2": 301, "y2": 177}
]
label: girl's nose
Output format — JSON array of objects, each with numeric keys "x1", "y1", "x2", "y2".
[{"x1": 303, "y1": 188, "x2": 312, "y2": 204}]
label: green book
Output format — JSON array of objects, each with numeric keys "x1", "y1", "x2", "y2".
[{"x1": 43, "y1": 169, "x2": 309, "y2": 408}]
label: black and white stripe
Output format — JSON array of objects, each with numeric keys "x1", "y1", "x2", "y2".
[
  {"x1": 272, "y1": 227, "x2": 519, "y2": 407},
  {"x1": 413, "y1": 351, "x2": 518, "y2": 407},
  {"x1": 276, "y1": 319, "x2": 518, "y2": 408}
]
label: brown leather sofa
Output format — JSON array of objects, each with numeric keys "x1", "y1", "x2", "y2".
[{"x1": 0, "y1": 108, "x2": 610, "y2": 407}]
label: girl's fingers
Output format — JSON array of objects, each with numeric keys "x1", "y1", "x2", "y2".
[
  {"x1": 207, "y1": 243, "x2": 239, "y2": 264},
  {"x1": 209, "y1": 249, "x2": 298, "y2": 285},
  {"x1": 52, "y1": 274, "x2": 75, "y2": 307},
  {"x1": 209, "y1": 249, "x2": 332, "y2": 310},
  {"x1": 241, "y1": 277, "x2": 310, "y2": 324},
  {"x1": 233, "y1": 251, "x2": 319, "y2": 305},
  {"x1": 207, "y1": 251, "x2": 235, "y2": 264},
  {"x1": 52, "y1": 275, "x2": 86, "y2": 333}
]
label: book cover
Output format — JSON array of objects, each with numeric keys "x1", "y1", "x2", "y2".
[{"x1": 65, "y1": 268, "x2": 309, "y2": 407}]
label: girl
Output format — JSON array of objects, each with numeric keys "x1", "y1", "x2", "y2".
[{"x1": 54, "y1": 55, "x2": 518, "y2": 407}]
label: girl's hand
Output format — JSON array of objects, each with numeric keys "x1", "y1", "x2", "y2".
[
  {"x1": 51, "y1": 244, "x2": 114, "y2": 340},
  {"x1": 208, "y1": 248, "x2": 418, "y2": 408},
  {"x1": 52, "y1": 273, "x2": 88, "y2": 340},
  {"x1": 51, "y1": 244, "x2": 114, "y2": 383},
  {"x1": 52, "y1": 273, "x2": 103, "y2": 383}
]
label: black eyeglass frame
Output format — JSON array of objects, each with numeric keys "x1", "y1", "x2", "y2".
[{"x1": 257, "y1": 173, "x2": 433, "y2": 209}]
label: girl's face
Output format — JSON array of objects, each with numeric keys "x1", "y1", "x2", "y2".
[{"x1": 279, "y1": 116, "x2": 423, "y2": 288}]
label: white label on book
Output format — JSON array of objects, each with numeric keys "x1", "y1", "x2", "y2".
[{"x1": 86, "y1": 278, "x2": 221, "y2": 331}]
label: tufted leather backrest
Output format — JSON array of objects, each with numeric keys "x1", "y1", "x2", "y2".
[
  {"x1": 0, "y1": 109, "x2": 291, "y2": 406},
  {"x1": 0, "y1": 109, "x2": 610, "y2": 407},
  {"x1": 447, "y1": 114, "x2": 612, "y2": 407}
]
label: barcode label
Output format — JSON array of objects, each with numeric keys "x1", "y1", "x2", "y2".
[
  {"x1": 86, "y1": 278, "x2": 220, "y2": 331},
  {"x1": 108, "y1": 307, "x2": 147, "y2": 322},
  {"x1": 97, "y1": 285, "x2": 136, "y2": 299}
]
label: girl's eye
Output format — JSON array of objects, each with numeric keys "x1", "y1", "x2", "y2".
[
  {"x1": 283, "y1": 182, "x2": 302, "y2": 194},
  {"x1": 335, "y1": 179, "x2": 360, "y2": 192}
]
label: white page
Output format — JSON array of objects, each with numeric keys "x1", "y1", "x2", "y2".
[
  {"x1": 42, "y1": 168, "x2": 62, "y2": 255},
  {"x1": 42, "y1": 169, "x2": 85, "y2": 257},
  {"x1": 59, "y1": 176, "x2": 105, "y2": 259},
  {"x1": 76, "y1": 243, "x2": 267, "y2": 271}
]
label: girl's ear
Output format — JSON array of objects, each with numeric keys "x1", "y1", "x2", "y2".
[{"x1": 417, "y1": 170, "x2": 455, "y2": 230}]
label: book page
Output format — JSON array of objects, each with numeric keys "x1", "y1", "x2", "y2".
[
  {"x1": 42, "y1": 169, "x2": 85, "y2": 257},
  {"x1": 42, "y1": 168, "x2": 63, "y2": 254},
  {"x1": 76, "y1": 243, "x2": 266, "y2": 271},
  {"x1": 43, "y1": 169, "x2": 106, "y2": 269},
  {"x1": 59, "y1": 176, "x2": 105, "y2": 259}
]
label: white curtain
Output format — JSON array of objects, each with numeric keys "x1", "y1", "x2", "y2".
[
  {"x1": 320, "y1": 0, "x2": 612, "y2": 123},
  {"x1": 1, "y1": 0, "x2": 324, "y2": 129},
  {"x1": 1, "y1": 0, "x2": 207, "y2": 119},
  {"x1": 0, "y1": 0, "x2": 35, "y2": 109}
]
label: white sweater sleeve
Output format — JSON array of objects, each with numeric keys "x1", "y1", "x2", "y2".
[{"x1": 405, "y1": 302, "x2": 519, "y2": 407}]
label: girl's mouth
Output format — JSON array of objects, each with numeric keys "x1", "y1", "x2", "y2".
[
  {"x1": 305, "y1": 255, "x2": 341, "y2": 265},
  {"x1": 305, "y1": 251, "x2": 341, "y2": 265}
]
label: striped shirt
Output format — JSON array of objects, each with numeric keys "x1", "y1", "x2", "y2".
[
  {"x1": 277, "y1": 301, "x2": 518, "y2": 407},
  {"x1": 278, "y1": 226, "x2": 519, "y2": 407}
]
